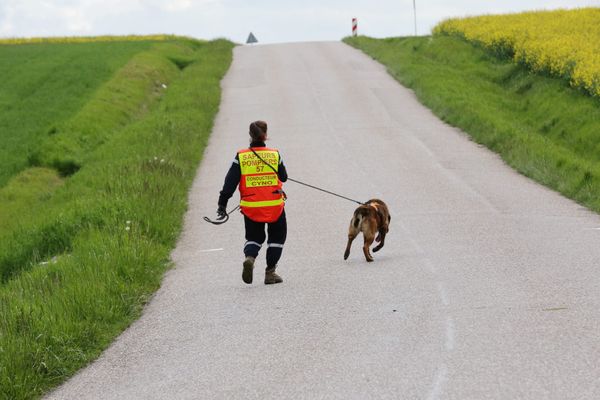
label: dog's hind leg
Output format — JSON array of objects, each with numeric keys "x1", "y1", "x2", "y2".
[
  {"x1": 373, "y1": 219, "x2": 389, "y2": 253},
  {"x1": 373, "y1": 230, "x2": 386, "y2": 252},
  {"x1": 363, "y1": 234, "x2": 375, "y2": 262},
  {"x1": 344, "y1": 214, "x2": 362, "y2": 260},
  {"x1": 344, "y1": 231, "x2": 358, "y2": 260}
]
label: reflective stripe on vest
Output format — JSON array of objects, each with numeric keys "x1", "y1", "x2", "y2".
[
  {"x1": 240, "y1": 199, "x2": 283, "y2": 208},
  {"x1": 238, "y1": 147, "x2": 284, "y2": 223}
]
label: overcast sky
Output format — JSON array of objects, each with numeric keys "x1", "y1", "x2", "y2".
[{"x1": 1, "y1": 0, "x2": 598, "y2": 44}]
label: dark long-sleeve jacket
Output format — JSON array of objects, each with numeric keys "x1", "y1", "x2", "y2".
[{"x1": 218, "y1": 141, "x2": 288, "y2": 208}]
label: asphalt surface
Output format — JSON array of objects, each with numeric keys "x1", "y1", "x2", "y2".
[{"x1": 47, "y1": 42, "x2": 600, "y2": 399}]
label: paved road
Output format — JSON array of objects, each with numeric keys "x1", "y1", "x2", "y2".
[{"x1": 47, "y1": 42, "x2": 600, "y2": 399}]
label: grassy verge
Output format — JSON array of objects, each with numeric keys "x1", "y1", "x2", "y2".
[
  {"x1": 0, "y1": 41, "x2": 183, "y2": 279},
  {"x1": 0, "y1": 38, "x2": 234, "y2": 399},
  {"x1": 0, "y1": 40, "x2": 156, "y2": 187},
  {"x1": 344, "y1": 35, "x2": 600, "y2": 213}
]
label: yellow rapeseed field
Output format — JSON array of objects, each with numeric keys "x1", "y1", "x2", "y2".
[
  {"x1": 0, "y1": 34, "x2": 182, "y2": 46},
  {"x1": 434, "y1": 8, "x2": 600, "y2": 97}
]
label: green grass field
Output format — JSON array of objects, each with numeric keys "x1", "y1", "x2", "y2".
[
  {"x1": 344, "y1": 35, "x2": 600, "y2": 213},
  {"x1": 0, "y1": 37, "x2": 233, "y2": 399},
  {"x1": 0, "y1": 41, "x2": 156, "y2": 187}
]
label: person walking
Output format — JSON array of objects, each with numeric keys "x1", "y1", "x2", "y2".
[{"x1": 216, "y1": 120, "x2": 288, "y2": 285}]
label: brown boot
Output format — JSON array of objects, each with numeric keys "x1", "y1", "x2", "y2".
[
  {"x1": 242, "y1": 256, "x2": 255, "y2": 284},
  {"x1": 264, "y1": 267, "x2": 283, "y2": 285}
]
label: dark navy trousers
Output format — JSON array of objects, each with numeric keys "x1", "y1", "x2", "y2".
[{"x1": 243, "y1": 210, "x2": 287, "y2": 269}]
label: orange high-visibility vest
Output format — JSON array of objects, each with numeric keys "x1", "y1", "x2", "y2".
[{"x1": 238, "y1": 147, "x2": 284, "y2": 223}]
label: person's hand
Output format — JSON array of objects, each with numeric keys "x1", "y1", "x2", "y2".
[{"x1": 216, "y1": 205, "x2": 227, "y2": 220}]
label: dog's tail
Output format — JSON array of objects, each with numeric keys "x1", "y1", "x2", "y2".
[
  {"x1": 353, "y1": 213, "x2": 362, "y2": 229},
  {"x1": 352, "y1": 207, "x2": 369, "y2": 229}
]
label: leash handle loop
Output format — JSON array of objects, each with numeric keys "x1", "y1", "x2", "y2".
[{"x1": 203, "y1": 204, "x2": 240, "y2": 225}]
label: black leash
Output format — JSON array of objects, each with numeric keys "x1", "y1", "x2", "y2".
[
  {"x1": 203, "y1": 204, "x2": 240, "y2": 225},
  {"x1": 249, "y1": 147, "x2": 365, "y2": 205},
  {"x1": 204, "y1": 148, "x2": 365, "y2": 225},
  {"x1": 286, "y1": 177, "x2": 364, "y2": 205}
]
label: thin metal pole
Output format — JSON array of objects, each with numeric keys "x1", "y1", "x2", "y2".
[{"x1": 413, "y1": 0, "x2": 417, "y2": 36}]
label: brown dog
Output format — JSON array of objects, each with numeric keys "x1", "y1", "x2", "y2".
[{"x1": 343, "y1": 199, "x2": 391, "y2": 262}]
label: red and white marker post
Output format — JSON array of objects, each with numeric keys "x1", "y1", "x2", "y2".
[{"x1": 352, "y1": 18, "x2": 357, "y2": 36}]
